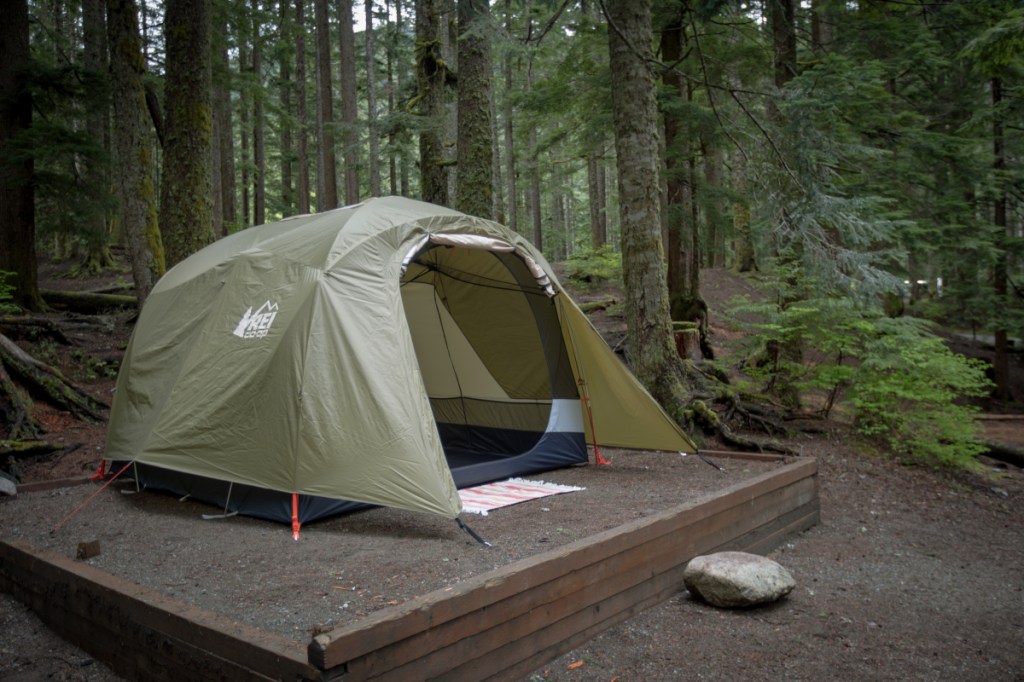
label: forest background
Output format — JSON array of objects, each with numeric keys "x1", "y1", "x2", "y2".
[{"x1": 1, "y1": 0, "x2": 1023, "y2": 468}]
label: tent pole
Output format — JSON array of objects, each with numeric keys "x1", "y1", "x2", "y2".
[{"x1": 557, "y1": 297, "x2": 611, "y2": 466}]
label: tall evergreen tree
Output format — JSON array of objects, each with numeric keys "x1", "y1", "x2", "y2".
[
  {"x1": 211, "y1": 0, "x2": 236, "y2": 236},
  {"x1": 415, "y1": 0, "x2": 448, "y2": 205},
  {"x1": 107, "y1": 0, "x2": 165, "y2": 302},
  {"x1": 294, "y1": 0, "x2": 311, "y2": 213},
  {"x1": 81, "y1": 0, "x2": 116, "y2": 273},
  {"x1": 365, "y1": 0, "x2": 381, "y2": 196},
  {"x1": 605, "y1": 0, "x2": 689, "y2": 419},
  {"x1": 160, "y1": 0, "x2": 214, "y2": 266},
  {"x1": 0, "y1": 0, "x2": 43, "y2": 310},
  {"x1": 660, "y1": 6, "x2": 704, "y2": 333},
  {"x1": 339, "y1": 0, "x2": 360, "y2": 204},
  {"x1": 455, "y1": 0, "x2": 493, "y2": 217},
  {"x1": 314, "y1": 0, "x2": 339, "y2": 210},
  {"x1": 250, "y1": 0, "x2": 266, "y2": 225}
]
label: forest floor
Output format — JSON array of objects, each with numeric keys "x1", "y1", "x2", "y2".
[{"x1": 1, "y1": 263, "x2": 1023, "y2": 681}]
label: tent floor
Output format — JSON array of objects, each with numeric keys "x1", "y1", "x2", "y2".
[{"x1": 1, "y1": 453, "x2": 818, "y2": 682}]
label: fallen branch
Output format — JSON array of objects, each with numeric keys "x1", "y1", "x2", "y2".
[{"x1": 0, "y1": 439, "x2": 64, "y2": 458}]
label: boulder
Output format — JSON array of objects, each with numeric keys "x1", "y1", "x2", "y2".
[
  {"x1": 683, "y1": 551, "x2": 795, "y2": 608},
  {"x1": 0, "y1": 476, "x2": 16, "y2": 497}
]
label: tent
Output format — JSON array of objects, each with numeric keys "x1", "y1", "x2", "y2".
[{"x1": 105, "y1": 197, "x2": 695, "y2": 527}]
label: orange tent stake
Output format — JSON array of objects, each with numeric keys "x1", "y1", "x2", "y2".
[
  {"x1": 579, "y1": 380, "x2": 611, "y2": 466},
  {"x1": 291, "y1": 494, "x2": 301, "y2": 541}
]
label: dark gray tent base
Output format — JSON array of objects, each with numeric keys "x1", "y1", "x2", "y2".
[
  {"x1": 121, "y1": 428, "x2": 587, "y2": 525},
  {"x1": 1, "y1": 455, "x2": 818, "y2": 682}
]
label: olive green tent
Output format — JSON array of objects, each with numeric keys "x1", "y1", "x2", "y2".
[{"x1": 105, "y1": 196, "x2": 695, "y2": 524}]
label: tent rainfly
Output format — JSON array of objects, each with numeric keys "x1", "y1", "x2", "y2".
[{"x1": 105, "y1": 197, "x2": 696, "y2": 530}]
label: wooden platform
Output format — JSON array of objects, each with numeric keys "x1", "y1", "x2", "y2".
[{"x1": 1, "y1": 454, "x2": 818, "y2": 682}]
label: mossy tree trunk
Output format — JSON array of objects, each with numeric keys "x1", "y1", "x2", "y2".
[
  {"x1": 415, "y1": 0, "x2": 449, "y2": 206},
  {"x1": 455, "y1": 0, "x2": 494, "y2": 219},
  {"x1": 107, "y1": 0, "x2": 165, "y2": 304},
  {"x1": 160, "y1": 0, "x2": 214, "y2": 267},
  {"x1": 606, "y1": 0, "x2": 690, "y2": 422}
]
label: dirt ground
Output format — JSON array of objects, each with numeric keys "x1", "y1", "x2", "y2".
[{"x1": 2, "y1": 266, "x2": 1023, "y2": 681}]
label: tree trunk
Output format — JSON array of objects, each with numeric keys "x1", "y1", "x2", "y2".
[
  {"x1": 992, "y1": 76, "x2": 1009, "y2": 401},
  {"x1": 770, "y1": 0, "x2": 797, "y2": 89},
  {"x1": 661, "y1": 12, "x2": 705, "y2": 345},
  {"x1": 502, "y1": 0, "x2": 518, "y2": 232},
  {"x1": 314, "y1": 0, "x2": 339, "y2": 210},
  {"x1": 295, "y1": 0, "x2": 311, "y2": 214},
  {"x1": 810, "y1": 0, "x2": 834, "y2": 55},
  {"x1": 490, "y1": 83, "x2": 505, "y2": 224},
  {"x1": 605, "y1": 0, "x2": 689, "y2": 417},
  {"x1": 251, "y1": 0, "x2": 266, "y2": 226},
  {"x1": 0, "y1": 0, "x2": 44, "y2": 311},
  {"x1": 365, "y1": 0, "x2": 381, "y2": 197},
  {"x1": 279, "y1": 0, "x2": 295, "y2": 214},
  {"x1": 386, "y1": 0, "x2": 399, "y2": 194},
  {"x1": 338, "y1": 0, "x2": 361, "y2": 205},
  {"x1": 587, "y1": 153, "x2": 606, "y2": 249},
  {"x1": 107, "y1": 0, "x2": 165, "y2": 304},
  {"x1": 81, "y1": 0, "x2": 116, "y2": 274},
  {"x1": 704, "y1": 141, "x2": 726, "y2": 267},
  {"x1": 239, "y1": 36, "x2": 251, "y2": 227},
  {"x1": 160, "y1": 0, "x2": 214, "y2": 267},
  {"x1": 730, "y1": 151, "x2": 754, "y2": 272},
  {"x1": 526, "y1": 58, "x2": 542, "y2": 250},
  {"x1": 415, "y1": 0, "x2": 448, "y2": 206},
  {"x1": 212, "y1": 0, "x2": 236, "y2": 236},
  {"x1": 455, "y1": 0, "x2": 494, "y2": 218}
]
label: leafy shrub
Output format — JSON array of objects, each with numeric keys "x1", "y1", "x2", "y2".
[
  {"x1": 0, "y1": 272, "x2": 20, "y2": 315},
  {"x1": 564, "y1": 246, "x2": 622, "y2": 287},
  {"x1": 846, "y1": 318, "x2": 990, "y2": 468},
  {"x1": 728, "y1": 294, "x2": 991, "y2": 468}
]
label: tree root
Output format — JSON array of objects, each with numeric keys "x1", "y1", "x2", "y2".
[
  {"x1": 0, "y1": 332, "x2": 107, "y2": 429},
  {"x1": 0, "y1": 316, "x2": 72, "y2": 345}
]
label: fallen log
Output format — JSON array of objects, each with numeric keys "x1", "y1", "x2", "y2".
[
  {"x1": 578, "y1": 298, "x2": 616, "y2": 314},
  {"x1": 982, "y1": 441, "x2": 1024, "y2": 469},
  {"x1": 41, "y1": 289, "x2": 136, "y2": 313}
]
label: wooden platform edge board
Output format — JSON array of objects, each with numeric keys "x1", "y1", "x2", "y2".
[
  {"x1": 485, "y1": 500, "x2": 822, "y2": 682},
  {"x1": 309, "y1": 458, "x2": 816, "y2": 669},
  {"x1": 406, "y1": 480, "x2": 819, "y2": 682},
  {"x1": 310, "y1": 458, "x2": 819, "y2": 675},
  {"x1": 15, "y1": 476, "x2": 96, "y2": 494},
  {"x1": 0, "y1": 540, "x2": 319, "y2": 682},
  {"x1": 342, "y1": 476, "x2": 819, "y2": 681},
  {"x1": 697, "y1": 449, "x2": 790, "y2": 463}
]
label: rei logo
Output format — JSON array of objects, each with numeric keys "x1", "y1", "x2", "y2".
[{"x1": 233, "y1": 301, "x2": 279, "y2": 339}]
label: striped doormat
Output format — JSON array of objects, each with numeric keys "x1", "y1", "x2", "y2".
[{"x1": 458, "y1": 478, "x2": 585, "y2": 516}]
